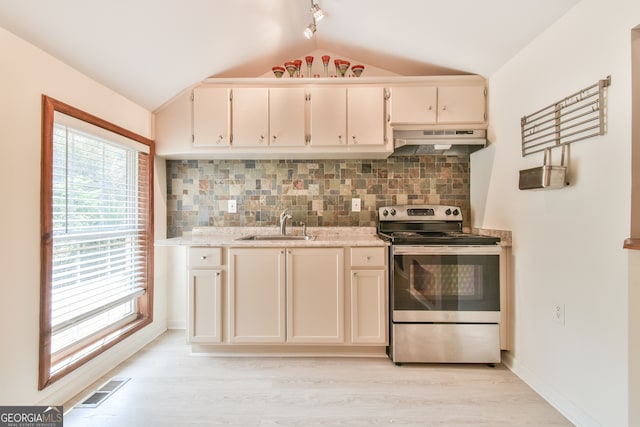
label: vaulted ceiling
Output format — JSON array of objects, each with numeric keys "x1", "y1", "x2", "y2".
[{"x1": 0, "y1": 0, "x2": 580, "y2": 111}]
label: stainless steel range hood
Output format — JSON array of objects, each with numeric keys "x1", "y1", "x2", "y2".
[{"x1": 391, "y1": 129, "x2": 487, "y2": 156}]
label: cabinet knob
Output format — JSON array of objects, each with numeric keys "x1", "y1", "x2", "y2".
[
  {"x1": 338, "y1": 135, "x2": 343, "y2": 144},
  {"x1": 216, "y1": 272, "x2": 221, "y2": 276},
  {"x1": 442, "y1": 105, "x2": 447, "y2": 111},
  {"x1": 217, "y1": 135, "x2": 223, "y2": 144},
  {"x1": 366, "y1": 256, "x2": 371, "y2": 260},
  {"x1": 428, "y1": 105, "x2": 433, "y2": 111},
  {"x1": 272, "y1": 135, "x2": 277, "y2": 143},
  {"x1": 259, "y1": 135, "x2": 265, "y2": 143},
  {"x1": 200, "y1": 256, "x2": 207, "y2": 260},
  {"x1": 352, "y1": 136, "x2": 357, "y2": 144}
]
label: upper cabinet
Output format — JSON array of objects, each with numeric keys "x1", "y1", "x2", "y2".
[
  {"x1": 390, "y1": 84, "x2": 486, "y2": 126},
  {"x1": 154, "y1": 75, "x2": 487, "y2": 159},
  {"x1": 192, "y1": 87, "x2": 230, "y2": 147},
  {"x1": 308, "y1": 86, "x2": 386, "y2": 147}
]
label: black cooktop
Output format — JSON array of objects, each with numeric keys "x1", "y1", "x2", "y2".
[{"x1": 381, "y1": 231, "x2": 500, "y2": 246}]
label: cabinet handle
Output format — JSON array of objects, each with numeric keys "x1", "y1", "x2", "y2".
[
  {"x1": 272, "y1": 135, "x2": 277, "y2": 143},
  {"x1": 442, "y1": 105, "x2": 447, "y2": 111},
  {"x1": 428, "y1": 105, "x2": 433, "y2": 111},
  {"x1": 200, "y1": 256, "x2": 207, "y2": 260},
  {"x1": 352, "y1": 135, "x2": 357, "y2": 144},
  {"x1": 216, "y1": 272, "x2": 221, "y2": 276},
  {"x1": 217, "y1": 135, "x2": 223, "y2": 144},
  {"x1": 259, "y1": 135, "x2": 265, "y2": 143},
  {"x1": 338, "y1": 135, "x2": 343, "y2": 144},
  {"x1": 366, "y1": 256, "x2": 371, "y2": 260}
]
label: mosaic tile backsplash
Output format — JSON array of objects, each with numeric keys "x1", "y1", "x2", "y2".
[{"x1": 166, "y1": 157, "x2": 471, "y2": 237}]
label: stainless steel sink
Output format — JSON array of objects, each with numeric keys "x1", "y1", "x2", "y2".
[{"x1": 235, "y1": 234, "x2": 315, "y2": 241}]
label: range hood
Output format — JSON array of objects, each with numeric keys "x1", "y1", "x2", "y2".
[{"x1": 391, "y1": 129, "x2": 487, "y2": 156}]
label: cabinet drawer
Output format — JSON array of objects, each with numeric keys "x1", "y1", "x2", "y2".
[
  {"x1": 189, "y1": 247, "x2": 222, "y2": 268},
  {"x1": 350, "y1": 247, "x2": 385, "y2": 267}
]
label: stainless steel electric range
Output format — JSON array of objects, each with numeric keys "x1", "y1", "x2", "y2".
[{"x1": 377, "y1": 204, "x2": 503, "y2": 365}]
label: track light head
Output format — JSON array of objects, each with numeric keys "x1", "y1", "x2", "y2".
[
  {"x1": 311, "y1": 3, "x2": 324, "y2": 22},
  {"x1": 304, "y1": 22, "x2": 316, "y2": 39}
]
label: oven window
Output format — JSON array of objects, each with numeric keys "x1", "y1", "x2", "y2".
[{"x1": 393, "y1": 254, "x2": 500, "y2": 311}]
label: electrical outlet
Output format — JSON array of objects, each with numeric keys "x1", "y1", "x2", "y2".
[
  {"x1": 228, "y1": 199, "x2": 237, "y2": 213},
  {"x1": 553, "y1": 303, "x2": 565, "y2": 325},
  {"x1": 352, "y1": 198, "x2": 361, "y2": 212}
]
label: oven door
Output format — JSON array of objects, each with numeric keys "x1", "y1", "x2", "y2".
[{"x1": 392, "y1": 245, "x2": 501, "y2": 323}]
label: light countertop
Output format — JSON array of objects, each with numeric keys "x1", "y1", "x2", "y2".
[{"x1": 155, "y1": 226, "x2": 388, "y2": 248}]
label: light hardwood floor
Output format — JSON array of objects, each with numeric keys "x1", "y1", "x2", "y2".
[{"x1": 64, "y1": 331, "x2": 573, "y2": 426}]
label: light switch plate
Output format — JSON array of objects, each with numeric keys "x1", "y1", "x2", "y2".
[
  {"x1": 228, "y1": 200, "x2": 237, "y2": 213},
  {"x1": 352, "y1": 198, "x2": 361, "y2": 212}
]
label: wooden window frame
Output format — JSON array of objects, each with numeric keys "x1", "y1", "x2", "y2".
[{"x1": 39, "y1": 95, "x2": 154, "y2": 389}]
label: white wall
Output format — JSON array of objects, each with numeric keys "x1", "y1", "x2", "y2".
[
  {"x1": 0, "y1": 26, "x2": 167, "y2": 406},
  {"x1": 471, "y1": 0, "x2": 639, "y2": 425}
]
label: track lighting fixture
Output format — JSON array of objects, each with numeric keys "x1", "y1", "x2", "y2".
[
  {"x1": 311, "y1": 3, "x2": 324, "y2": 22},
  {"x1": 303, "y1": 1, "x2": 324, "y2": 39},
  {"x1": 304, "y1": 22, "x2": 317, "y2": 39}
]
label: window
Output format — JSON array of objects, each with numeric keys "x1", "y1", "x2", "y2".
[{"x1": 39, "y1": 96, "x2": 154, "y2": 389}]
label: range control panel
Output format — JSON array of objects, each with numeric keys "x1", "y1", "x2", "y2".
[{"x1": 378, "y1": 205, "x2": 461, "y2": 222}]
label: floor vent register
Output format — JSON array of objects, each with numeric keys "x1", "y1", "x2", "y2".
[{"x1": 76, "y1": 377, "x2": 131, "y2": 408}]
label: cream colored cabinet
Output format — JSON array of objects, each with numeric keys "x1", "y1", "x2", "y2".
[
  {"x1": 390, "y1": 85, "x2": 486, "y2": 125},
  {"x1": 347, "y1": 87, "x2": 387, "y2": 146},
  {"x1": 192, "y1": 87, "x2": 231, "y2": 147},
  {"x1": 228, "y1": 248, "x2": 286, "y2": 343},
  {"x1": 269, "y1": 87, "x2": 307, "y2": 147},
  {"x1": 286, "y1": 248, "x2": 345, "y2": 343},
  {"x1": 309, "y1": 87, "x2": 386, "y2": 146},
  {"x1": 232, "y1": 87, "x2": 306, "y2": 147},
  {"x1": 231, "y1": 87, "x2": 269, "y2": 147},
  {"x1": 187, "y1": 247, "x2": 224, "y2": 343},
  {"x1": 308, "y1": 87, "x2": 347, "y2": 146},
  {"x1": 349, "y1": 247, "x2": 387, "y2": 345}
]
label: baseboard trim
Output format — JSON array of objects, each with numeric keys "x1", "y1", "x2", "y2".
[{"x1": 503, "y1": 351, "x2": 601, "y2": 427}]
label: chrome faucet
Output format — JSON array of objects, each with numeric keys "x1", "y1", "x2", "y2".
[{"x1": 279, "y1": 209, "x2": 292, "y2": 236}]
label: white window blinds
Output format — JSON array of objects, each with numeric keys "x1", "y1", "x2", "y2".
[{"x1": 50, "y1": 114, "x2": 149, "y2": 358}]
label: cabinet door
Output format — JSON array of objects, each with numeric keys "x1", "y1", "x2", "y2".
[
  {"x1": 390, "y1": 86, "x2": 437, "y2": 124},
  {"x1": 347, "y1": 87, "x2": 386, "y2": 146},
  {"x1": 308, "y1": 87, "x2": 347, "y2": 146},
  {"x1": 192, "y1": 87, "x2": 230, "y2": 146},
  {"x1": 228, "y1": 248, "x2": 286, "y2": 343},
  {"x1": 437, "y1": 86, "x2": 486, "y2": 124},
  {"x1": 287, "y1": 248, "x2": 344, "y2": 343},
  {"x1": 188, "y1": 269, "x2": 222, "y2": 343},
  {"x1": 350, "y1": 269, "x2": 387, "y2": 344},
  {"x1": 231, "y1": 88, "x2": 269, "y2": 147},
  {"x1": 270, "y1": 88, "x2": 307, "y2": 147}
]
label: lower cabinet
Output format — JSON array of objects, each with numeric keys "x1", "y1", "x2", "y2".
[
  {"x1": 228, "y1": 248, "x2": 286, "y2": 343},
  {"x1": 350, "y1": 269, "x2": 387, "y2": 344},
  {"x1": 188, "y1": 245, "x2": 387, "y2": 348},
  {"x1": 188, "y1": 247, "x2": 224, "y2": 343},
  {"x1": 229, "y1": 247, "x2": 344, "y2": 344},
  {"x1": 286, "y1": 248, "x2": 344, "y2": 343}
]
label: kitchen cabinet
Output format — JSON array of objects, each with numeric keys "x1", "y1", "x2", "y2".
[
  {"x1": 230, "y1": 88, "x2": 270, "y2": 147},
  {"x1": 286, "y1": 248, "x2": 345, "y2": 343},
  {"x1": 347, "y1": 87, "x2": 387, "y2": 146},
  {"x1": 308, "y1": 87, "x2": 347, "y2": 146},
  {"x1": 187, "y1": 247, "x2": 224, "y2": 343},
  {"x1": 308, "y1": 87, "x2": 386, "y2": 146},
  {"x1": 192, "y1": 87, "x2": 230, "y2": 147},
  {"x1": 231, "y1": 87, "x2": 307, "y2": 147},
  {"x1": 228, "y1": 247, "x2": 286, "y2": 343},
  {"x1": 349, "y1": 247, "x2": 387, "y2": 344},
  {"x1": 390, "y1": 85, "x2": 486, "y2": 125},
  {"x1": 269, "y1": 87, "x2": 307, "y2": 147}
]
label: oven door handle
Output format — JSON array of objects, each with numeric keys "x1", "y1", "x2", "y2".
[{"x1": 392, "y1": 245, "x2": 501, "y2": 256}]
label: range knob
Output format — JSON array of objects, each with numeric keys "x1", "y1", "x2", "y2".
[
  {"x1": 453, "y1": 209, "x2": 460, "y2": 216},
  {"x1": 390, "y1": 208, "x2": 397, "y2": 216},
  {"x1": 382, "y1": 209, "x2": 389, "y2": 217},
  {"x1": 445, "y1": 209, "x2": 452, "y2": 215}
]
